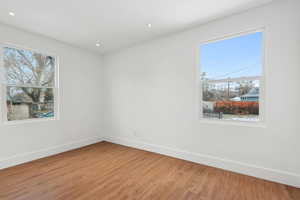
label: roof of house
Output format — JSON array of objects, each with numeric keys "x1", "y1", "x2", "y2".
[
  {"x1": 7, "y1": 93, "x2": 32, "y2": 103},
  {"x1": 241, "y1": 88, "x2": 259, "y2": 98}
]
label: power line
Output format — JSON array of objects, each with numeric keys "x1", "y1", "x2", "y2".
[
  {"x1": 208, "y1": 62, "x2": 260, "y2": 80},
  {"x1": 212, "y1": 66, "x2": 251, "y2": 79}
]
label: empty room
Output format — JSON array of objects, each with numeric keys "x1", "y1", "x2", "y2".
[{"x1": 0, "y1": 0, "x2": 299, "y2": 199}]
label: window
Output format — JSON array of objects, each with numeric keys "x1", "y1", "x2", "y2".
[
  {"x1": 0, "y1": 45, "x2": 57, "y2": 122},
  {"x1": 199, "y1": 31, "x2": 263, "y2": 122}
]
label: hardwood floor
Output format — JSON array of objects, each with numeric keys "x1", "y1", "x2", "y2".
[{"x1": 0, "y1": 142, "x2": 299, "y2": 200}]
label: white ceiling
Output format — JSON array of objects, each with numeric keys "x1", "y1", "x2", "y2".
[{"x1": 0, "y1": 0, "x2": 273, "y2": 54}]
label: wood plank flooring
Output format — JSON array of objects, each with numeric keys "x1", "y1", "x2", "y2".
[{"x1": 0, "y1": 141, "x2": 299, "y2": 200}]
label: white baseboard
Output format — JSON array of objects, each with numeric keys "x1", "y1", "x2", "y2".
[
  {"x1": 0, "y1": 136, "x2": 103, "y2": 170},
  {"x1": 104, "y1": 136, "x2": 300, "y2": 188}
]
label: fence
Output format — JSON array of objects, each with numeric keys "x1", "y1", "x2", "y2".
[{"x1": 203, "y1": 111, "x2": 223, "y2": 119}]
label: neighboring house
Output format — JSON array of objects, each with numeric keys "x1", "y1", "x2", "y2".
[
  {"x1": 231, "y1": 96, "x2": 241, "y2": 101},
  {"x1": 203, "y1": 101, "x2": 215, "y2": 112},
  {"x1": 240, "y1": 88, "x2": 259, "y2": 102},
  {"x1": 7, "y1": 93, "x2": 32, "y2": 121}
]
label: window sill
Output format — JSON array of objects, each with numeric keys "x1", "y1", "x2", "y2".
[
  {"x1": 199, "y1": 118, "x2": 266, "y2": 128},
  {"x1": 2, "y1": 117, "x2": 57, "y2": 126}
]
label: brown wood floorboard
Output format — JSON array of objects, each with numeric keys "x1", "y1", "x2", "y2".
[{"x1": 0, "y1": 141, "x2": 299, "y2": 200}]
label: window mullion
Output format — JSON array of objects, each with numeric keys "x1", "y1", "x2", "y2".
[{"x1": 5, "y1": 84, "x2": 54, "y2": 89}]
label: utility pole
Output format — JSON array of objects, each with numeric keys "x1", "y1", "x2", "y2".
[{"x1": 227, "y1": 77, "x2": 230, "y2": 100}]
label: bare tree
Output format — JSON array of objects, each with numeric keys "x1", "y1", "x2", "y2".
[
  {"x1": 4, "y1": 47, "x2": 55, "y2": 119},
  {"x1": 4, "y1": 47, "x2": 55, "y2": 103},
  {"x1": 236, "y1": 80, "x2": 254, "y2": 96}
]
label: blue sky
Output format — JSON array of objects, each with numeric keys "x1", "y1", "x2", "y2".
[{"x1": 200, "y1": 32, "x2": 262, "y2": 79}]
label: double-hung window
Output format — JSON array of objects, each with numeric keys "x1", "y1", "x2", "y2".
[
  {"x1": 0, "y1": 45, "x2": 58, "y2": 122},
  {"x1": 199, "y1": 30, "x2": 264, "y2": 122}
]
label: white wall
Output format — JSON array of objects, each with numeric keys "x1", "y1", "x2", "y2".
[
  {"x1": 0, "y1": 24, "x2": 104, "y2": 168},
  {"x1": 102, "y1": 0, "x2": 300, "y2": 187}
]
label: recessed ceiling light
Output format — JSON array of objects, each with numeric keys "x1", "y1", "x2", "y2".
[
  {"x1": 9, "y1": 12, "x2": 15, "y2": 17},
  {"x1": 147, "y1": 23, "x2": 152, "y2": 28},
  {"x1": 96, "y1": 43, "x2": 101, "y2": 47}
]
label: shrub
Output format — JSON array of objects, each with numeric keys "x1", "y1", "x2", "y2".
[{"x1": 214, "y1": 101, "x2": 259, "y2": 115}]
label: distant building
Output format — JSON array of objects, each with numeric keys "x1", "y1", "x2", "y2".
[
  {"x1": 240, "y1": 88, "x2": 259, "y2": 102},
  {"x1": 230, "y1": 97, "x2": 241, "y2": 101},
  {"x1": 7, "y1": 93, "x2": 32, "y2": 121}
]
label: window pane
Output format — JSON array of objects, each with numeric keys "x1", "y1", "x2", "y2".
[
  {"x1": 200, "y1": 32, "x2": 262, "y2": 122},
  {"x1": 3, "y1": 47, "x2": 55, "y2": 87},
  {"x1": 6, "y1": 87, "x2": 54, "y2": 121}
]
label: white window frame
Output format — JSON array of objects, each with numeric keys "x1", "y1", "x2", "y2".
[
  {"x1": 196, "y1": 28, "x2": 266, "y2": 127},
  {"x1": 0, "y1": 43, "x2": 59, "y2": 125}
]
